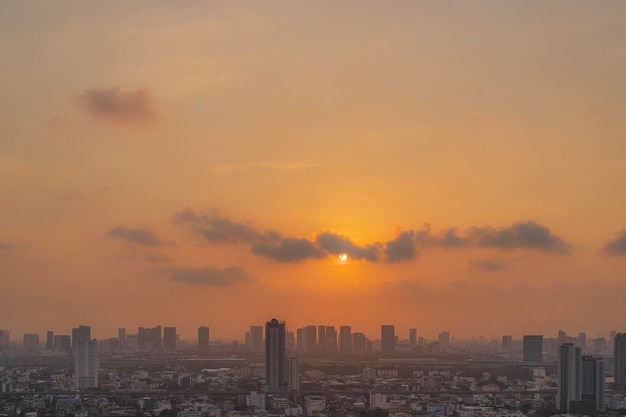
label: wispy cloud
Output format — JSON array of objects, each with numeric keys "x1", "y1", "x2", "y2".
[
  {"x1": 75, "y1": 87, "x2": 158, "y2": 124},
  {"x1": 601, "y1": 229, "x2": 626, "y2": 256},
  {"x1": 170, "y1": 266, "x2": 251, "y2": 286},
  {"x1": 468, "y1": 256, "x2": 509, "y2": 272},
  {"x1": 108, "y1": 226, "x2": 172, "y2": 247}
]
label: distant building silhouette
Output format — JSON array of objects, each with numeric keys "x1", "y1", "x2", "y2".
[
  {"x1": 558, "y1": 343, "x2": 581, "y2": 413},
  {"x1": 615, "y1": 333, "x2": 626, "y2": 392},
  {"x1": 249, "y1": 325, "x2": 263, "y2": 351},
  {"x1": 325, "y1": 326, "x2": 337, "y2": 352},
  {"x1": 0, "y1": 330, "x2": 9, "y2": 353},
  {"x1": 438, "y1": 331, "x2": 450, "y2": 350},
  {"x1": 340, "y1": 326, "x2": 352, "y2": 353},
  {"x1": 381, "y1": 325, "x2": 395, "y2": 353},
  {"x1": 118, "y1": 328, "x2": 126, "y2": 349},
  {"x1": 523, "y1": 335, "x2": 543, "y2": 362},
  {"x1": 75, "y1": 340, "x2": 98, "y2": 389},
  {"x1": 71, "y1": 325, "x2": 91, "y2": 350},
  {"x1": 302, "y1": 325, "x2": 316, "y2": 354},
  {"x1": 265, "y1": 318, "x2": 286, "y2": 391},
  {"x1": 54, "y1": 335, "x2": 71, "y2": 353},
  {"x1": 23, "y1": 334, "x2": 39, "y2": 352},
  {"x1": 409, "y1": 329, "x2": 417, "y2": 347},
  {"x1": 198, "y1": 326, "x2": 209, "y2": 351},
  {"x1": 501, "y1": 335, "x2": 512, "y2": 353},
  {"x1": 163, "y1": 326, "x2": 176, "y2": 351},
  {"x1": 46, "y1": 330, "x2": 54, "y2": 350}
]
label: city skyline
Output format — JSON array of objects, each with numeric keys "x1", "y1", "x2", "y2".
[{"x1": 2, "y1": 2, "x2": 626, "y2": 340}]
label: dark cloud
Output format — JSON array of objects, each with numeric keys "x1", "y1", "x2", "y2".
[
  {"x1": 315, "y1": 231, "x2": 381, "y2": 262},
  {"x1": 170, "y1": 266, "x2": 250, "y2": 286},
  {"x1": 467, "y1": 221, "x2": 569, "y2": 253},
  {"x1": 108, "y1": 226, "x2": 170, "y2": 246},
  {"x1": 468, "y1": 257, "x2": 508, "y2": 272},
  {"x1": 171, "y1": 208, "x2": 279, "y2": 245},
  {"x1": 384, "y1": 231, "x2": 418, "y2": 263},
  {"x1": 601, "y1": 230, "x2": 626, "y2": 256},
  {"x1": 251, "y1": 238, "x2": 323, "y2": 263},
  {"x1": 145, "y1": 253, "x2": 172, "y2": 263},
  {"x1": 75, "y1": 87, "x2": 157, "y2": 124},
  {"x1": 0, "y1": 241, "x2": 26, "y2": 251},
  {"x1": 437, "y1": 228, "x2": 469, "y2": 248}
]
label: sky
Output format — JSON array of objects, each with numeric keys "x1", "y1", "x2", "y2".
[{"x1": 1, "y1": 1, "x2": 626, "y2": 343}]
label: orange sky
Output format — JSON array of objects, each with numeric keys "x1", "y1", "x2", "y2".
[{"x1": 1, "y1": 1, "x2": 626, "y2": 343}]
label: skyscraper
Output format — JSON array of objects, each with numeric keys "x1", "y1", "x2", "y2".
[
  {"x1": 303, "y1": 325, "x2": 317, "y2": 353},
  {"x1": 353, "y1": 332, "x2": 367, "y2": 352},
  {"x1": 250, "y1": 325, "x2": 263, "y2": 352},
  {"x1": 325, "y1": 326, "x2": 337, "y2": 352},
  {"x1": 381, "y1": 325, "x2": 395, "y2": 353},
  {"x1": 409, "y1": 329, "x2": 417, "y2": 347},
  {"x1": 163, "y1": 327, "x2": 177, "y2": 351},
  {"x1": 438, "y1": 331, "x2": 450, "y2": 349},
  {"x1": 287, "y1": 354, "x2": 299, "y2": 391},
  {"x1": 502, "y1": 335, "x2": 512, "y2": 353},
  {"x1": 339, "y1": 326, "x2": 352, "y2": 353},
  {"x1": 558, "y1": 343, "x2": 582, "y2": 413},
  {"x1": 71, "y1": 325, "x2": 91, "y2": 350},
  {"x1": 0, "y1": 330, "x2": 9, "y2": 353},
  {"x1": 317, "y1": 325, "x2": 326, "y2": 351},
  {"x1": 581, "y1": 355, "x2": 605, "y2": 412},
  {"x1": 118, "y1": 328, "x2": 126, "y2": 349},
  {"x1": 523, "y1": 335, "x2": 543, "y2": 362},
  {"x1": 75, "y1": 340, "x2": 98, "y2": 389},
  {"x1": 265, "y1": 318, "x2": 286, "y2": 391},
  {"x1": 23, "y1": 334, "x2": 39, "y2": 352},
  {"x1": 46, "y1": 331, "x2": 54, "y2": 350},
  {"x1": 54, "y1": 335, "x2": 71, "y2": 353},
  {"x1": 198, "y1": 326, "x2": 209, "y2": 351},
  {"x1": 615, "y1": 333, "x2": 626, "y2": 392}
]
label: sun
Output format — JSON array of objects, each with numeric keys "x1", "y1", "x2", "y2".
[{"x1": 338, "y1": 253, "x2": 348, "y2": 262}]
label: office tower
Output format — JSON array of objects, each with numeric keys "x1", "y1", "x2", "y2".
[
  {"x1": 138, "y1": 325, "x2": 162, "y2": 350},
  {"x1": 265, "y1": 319, "x2": 286, "y2": 391},
  {"x1": 558, "y1": 343, "x2": 582, "y2": 413},
  {"x1": 615, "y1": 333, "x2": 626, "y2": 392},
  {"x1": 317, "y1": 326, "x2": 326, "y2": 351},
  {"x1": 163, "y1": 327, "x2": 176, "y2": 351},
  {"x1": 581, "y1": 355, "x2": 605, "y2": 412},
  {"x1": 381, "y1": 325, "x2": 395, "y2": 353},
  {"x1": 198, "y1": 326, "x2": 209, "y2": 351},
  {"x1": 71, "y1": 325, "x2": 91, "y2": 350},
  {"x1": 75, "y1": 340, "x2": 98, "y2": 389},
  {"x1": 250, "y1": 325, "x2": 263, "y2": 351},
  {"x1": 296, "y1": 328, "x2": 303, "y2": 352},
  {"x1": 303, "y1": 325, "x2": 317, "y2": 353},
  {"x1": 54, "y1": 335, "x2": 71, "y2": 353},
  {"x1": 23, "y1": 334, "x2": 39, "y2": 351},
  {"x1": 118, "y1": 328, "x2": 126, "y2": 349},
  {"x1": 523, "y1": 335, "x2": 543, "y2": 362},
  {"x1": 0, "y1": 330, "x2": 9, "y2": 353},
  {"x1": 409, "y1": 329, "x2": 417, "y2": 347},
  {"x1": 287, "y1": 354, "x2": 299, "y2": 390},
  {"x1": 325, "y1": 326, "x2": 337, "y2": 352},
  {"x1": 438, "y1": 331, "x2": 450, "y2": 349},
  {"x1": 46, "y1": 331, "x2": 54, "y2": 350},
  {"x1": 340, "y1": 326, "x2": 352, "y2": 353},
  {"x1": 577, "y1": 332, "x2": 587, "y2": 350},
  {"x1": 502, "y1": 335, "x2": 512, "y2": 353},
  {"x1": 353, "y1": 332, "x2": 367, "y2": 352},
  {"x1": 286, "y1": 330, "x2": 296, "y2": 352}
]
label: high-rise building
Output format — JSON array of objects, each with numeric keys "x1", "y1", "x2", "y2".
[
  {"x1": 339, "y1": 326, "x2": 352, "y2": 353},
  {"x1": 409, "y1": 329, "x2": 417, "y2": 347},
  {"x1": 502, "y1": 335, "x2": 512, "y2": 353},
  {"x1": 23, "y1": 334, "x2": 39, "y2": 351},
  {"x1": 325, "y1": 326, "x2": 337, "y2": 352},
  {"x1": 581, "y1": 355, "x2": 605, "y2": 412},
  {"x1": 138, "y1": 326, "x2": 162, "y2": 351},
  {"x1": 615, "y1": 333, "x2": 626, "y2": 392},
  {"x1": 287, "y1": 354, "x2": 299, "y2": 390},
  {"x1": 54, "y1": 335, "x2": 71, "y2": 353},
  {"x1": 118, "y1": 328, "x2": 126, "y2": 349},
  {"x1": 381, "y1": 325, "x2": 395, "y2": 353},
  {"x1": 353, "y1": 332, "x2": 367, "y2": 352},
  {"x1": 0, "y1": 330, "x2": 9, "y2": 353},
  {"x1": 303, "y1": 325, "x2": 317, "y2": 354},
  {"x1": 523, "y1": 335, "x2": 543, "y2": 362},
  {"x1": 72, "y1": 325, "x2": 91, "y2": 350},
  {"x1": 438, "y1": 331, "x2": 450, "y2": 349},
  {"x1": 296, "y1": 328, "x2": 303, "y2": 352},
  {"x1": 250, "y1": 326, "x2": 263, "y2": 351},
  {"x1": 75, "y1": 340, "x2": 98, "y2": 389},
  {"x1": 558, "y1": 343, "x2": 582, "y2": 413},
  {"x1": 198, "y1": 326, "x2": 209, "y2": 351},
  {"x1": 317, "y1": 326, "x2": 326, "y2": 351},
  {"x1": 265, "y1": 318, "x2": 286, "y2": 391},
  {"x1": 286, "y1": 330, "x2": 296, "y2": 352},
  {"x1": 577, "y1": 332, "x2": 587, "y2": 350},
  {"x1": 46, "y1": 331, "x2": 54, "y2": 350},
  {"x1": 163, "y1": 327, "x2": 176, "y2": 351}
]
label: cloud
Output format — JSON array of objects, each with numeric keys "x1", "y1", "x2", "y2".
[
  {"x1": 448, "y1": 280, "x2": 471, "y2": 289},
  {"x1": 0, "y1": 241, "x2": 26, "y2": 251},
  {"x1": 108, "y1": 226, "x2": 171, "y2": 246},
  {"x1": 171, "y1": 208, "x2": 279, "y2": 245},
  {"x1": 251, "y1": 238, "x2": 324, "y2": 263},
  {"x1": 467, "y1": 221, "x2": 570, "y2": 253},
  {"x1": 170, "y1": 266, "x2": 250, "y2": 286},
  {"x1": 384, "y1": 231, "x2": 418, "y2": 263},
  {"x1": 468, "y1": 257, "x2": 509, "y2": 272},
  {"x1": 436, "y1": 228, "x2": 470, "y2": 248},
  {"x1": 145, "y1": 253, "x2": 172, "y2": 263},
  {"x1": 211, "y1": 160, "x2": 320, "y2": 175},
  {"x1": 601, "y1": 230, "x2": 626, "y2": 256},
  {"x1": 75, "y1": 87, "x2": 157, "y2": 124},
  {"x1": 315, "y1": 231, "x2": 381, "y2": 262}
]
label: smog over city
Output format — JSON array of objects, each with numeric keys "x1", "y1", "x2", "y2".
[{"x1": 1, "y1": 2, "x2": 626, "y2": 416}]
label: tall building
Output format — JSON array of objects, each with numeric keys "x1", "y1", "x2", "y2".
[
  {"x1": 286, "y1": 330, "x2": 296, "y2": 352},
  {"x1": 118, "y1": 328, "x2": 126, "y2": 349},
  {"x1": 581, "y1": 355, "x2": 605, "y2": 412},
  {"x1": 353, "y1": 332, "x2": 367, "y2": 352},
  {"x1": 409, "y1": 329, "x2": 417, "y2": 347},
  {"x1": 23, "y1": 334, "x2": 39, "y2": 351},
  {"x1": 198, "y1": 326, "x2": 209, "y2": 351},
  {"x1": 265, "y1": 318, "x2": 286, "y2": 391},
  {"x1": 302, "y1": 325, "x2": 317, "y2": 354},
  {"x1": 163, "y1": 327, "x2": 177, "y2": 351},
  {"x1": 325, "y1": 326, "x2": 337, "y2": 352},
  {"x1": 250, "y1": 325, "x2": 263, "y2": 351},
  {"x1": 339, "y1": 326, "x2": 352, "y2": 353},
  {"x1": 54, "y1": 335, "x2": 71, "y2": 353},
  {"x1": 502, "y1": 335, "x2": 512, "y2": 353},
  {"x1": 75, "y1": 340, "x2": 98, "y2": 389},
  {"x1": 296, "y1": 328, "x2": 303, "y2": 352},
  {"x1": 523, "y1": 335, "x2": 543, "y2": 362},
  {"x1": 317, "y1": 326, "x2": 326, "y2": 351},
  {"x1": 381, "y1": 325, "x2": 395, "y2": 353},
  {"x1": 438, "y1": 331, "x2": 450, "y2": 349},
  {"x1": 615, "y1": 333, "x2": 626, "y2": 392},
  {"x1": 558, "y1": 343, "x2": 582, "y2": 413},
  {"x1": 138, "y1": 325, "x2": 162, "y2": 351},
  {"x1": 0, "y1": 330, "x2": 9, "y2": 353},
  {"x1": 72, "y1": 325, "x2": 91, "y2": 350},
  {"x1": 287, "y1": 354, "x2": 299, "y2": 390},
  {"x1": 46, "y1": 331, "x2": 54, "y2": 350}
]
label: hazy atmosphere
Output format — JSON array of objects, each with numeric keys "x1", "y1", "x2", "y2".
[{"x1": 1, "y1": 1, "x2": 626, "y2": 342}]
